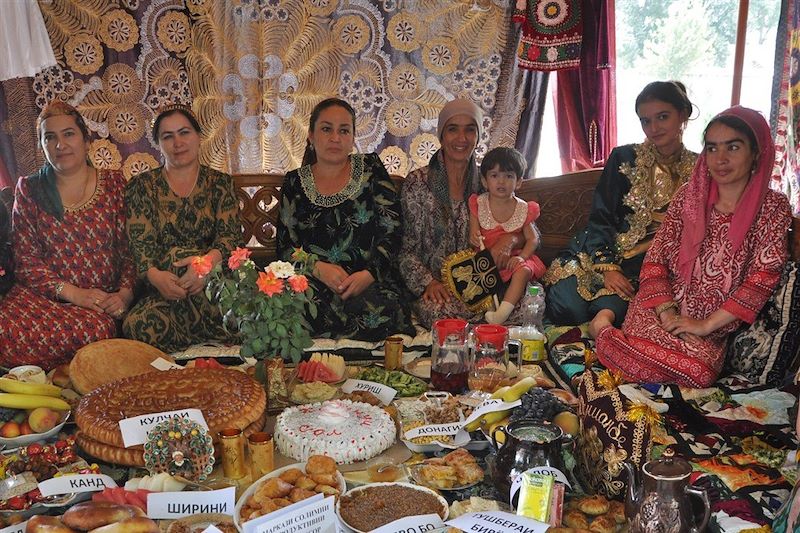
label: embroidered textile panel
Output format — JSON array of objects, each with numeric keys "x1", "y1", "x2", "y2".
[{"x1": 0, "y1": 0, "x2": 517, "y2": 180}]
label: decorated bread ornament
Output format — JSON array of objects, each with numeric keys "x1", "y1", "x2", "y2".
[{"x1": 143, "y1": 416, "x2": 214, "y2": 482}]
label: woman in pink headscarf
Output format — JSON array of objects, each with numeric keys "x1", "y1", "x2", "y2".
[{"x1": 592, "y1": 106, "x2": 792, "y2": 387}]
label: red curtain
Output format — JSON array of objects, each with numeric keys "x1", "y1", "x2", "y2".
[{"x1": 555, "y1": 0, "x2": 616, "y2": 172}]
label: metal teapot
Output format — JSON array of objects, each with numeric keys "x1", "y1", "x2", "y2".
[{"x1": 623, "y1": 448, "x2": 710, "y2": 533}]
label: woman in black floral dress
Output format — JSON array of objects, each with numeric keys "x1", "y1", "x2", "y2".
[{"x1": 277, "y1": 98, "x2": 412, "y2": 340}]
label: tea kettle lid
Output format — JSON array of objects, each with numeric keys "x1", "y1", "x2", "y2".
[{"x1": 642, "y1": 448, "x2": 691, "y2": 478}]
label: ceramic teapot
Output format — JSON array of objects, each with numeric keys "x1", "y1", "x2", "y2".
[{"x1": 623, "y1": 448, "x2": 710, "y2": 533}]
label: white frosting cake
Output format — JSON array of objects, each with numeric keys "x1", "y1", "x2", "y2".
[{"x1": 275, "y1": 399, "x2": 396, "y2": 464}]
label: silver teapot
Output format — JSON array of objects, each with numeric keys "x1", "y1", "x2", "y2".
[{"x1": 623, "y1": 448, "x2": 711, "y2": 533}]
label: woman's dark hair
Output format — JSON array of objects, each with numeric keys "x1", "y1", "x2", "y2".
[
  {"x1": 480, "y1": 147, "x2": 527, "y2": 179},
  {"x1": 302, "y1": 98, "x2": 357, "y2": 166},
  {"x1": 152, "y1": 105, "x2": 202, "y2": 143},
  {"x1": 36, "y1": 101, "x2": 90, "y2": 142},
  {"x1": 703, "y1": 114, "x2": 758, "y2": 153},
  {"x1": 635, "y1": 81, "x2": 694, "y2": 118}
]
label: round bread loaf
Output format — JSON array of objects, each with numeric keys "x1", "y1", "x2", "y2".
[
  {"x1": 70, "y1": 339, "x2": 171, "y2": 394},
  {"x1": 77, "y1": 410, "x2": 266, "y2": 466},
  {"x1": 62, "y1": 501, "x2": 144, "y2": 530},
  {"x1": 75, "y1": 368, "x2": 266, "y2": 449}
]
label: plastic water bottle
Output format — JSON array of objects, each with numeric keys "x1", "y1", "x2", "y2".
[{"x1": 519, "y1": 284, "x2": 546, "y2": 362}]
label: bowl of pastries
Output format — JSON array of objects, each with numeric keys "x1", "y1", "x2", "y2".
[{"x1": 235, "y1": 454, "x2": 345, "y2": 528}]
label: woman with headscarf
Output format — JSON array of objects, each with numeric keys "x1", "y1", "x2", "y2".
[
  {"x1": 124, "y1": 104, "x2": 241, "y2": 352},
  {"x1": 544, "y1": 81, "x2": 697, "y2": 331},
  {"x1": 276, "y1": 97, "x2": 412, "y2": 340},
  {"x1": 399, "y1": 98, "x2": 520, "y2": 327},
  {"x1": 0, "y1": 101, "x2": 136, "y2": 370},
  {"x1": 593, "y1": 106, "x2": 792, "y2": 387}
]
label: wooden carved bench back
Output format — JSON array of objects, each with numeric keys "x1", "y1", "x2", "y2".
[{"x1": 232, "y1": 168, "x2": 604, "y2": 267}]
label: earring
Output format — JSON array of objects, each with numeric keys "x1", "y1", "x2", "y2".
[{"x1": 309, "y1": 144, "x2": 315, "y2": 152}]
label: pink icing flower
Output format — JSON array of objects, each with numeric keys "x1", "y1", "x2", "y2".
[
  {"x1": 192, "y1": 255, "x2": 213, "y2": 277},
  {"x1": 288, "y1": 275, "x2": 309, "y2": 293},
  {"x1": 257, "y1": 271, "x2": 283, "y2": 296},
  {"x1": 228, "y1": 247, "x2": 251, "y2": 270}
]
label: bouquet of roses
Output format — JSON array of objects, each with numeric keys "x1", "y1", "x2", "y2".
[{"x1": 206, "y1": 247, "x2": 317, "y2": 364}]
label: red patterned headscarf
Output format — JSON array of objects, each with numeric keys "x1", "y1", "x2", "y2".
[{"x1": 676, "y1": 106, "x2": 775, "y2": 282}]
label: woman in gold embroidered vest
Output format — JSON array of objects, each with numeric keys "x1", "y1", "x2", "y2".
[{"x1": 544, "y1": 81, "x2": 698, "y2": 332}]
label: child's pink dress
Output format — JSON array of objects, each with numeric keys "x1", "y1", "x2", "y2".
[{"x1": 468, "y1": 193, "x2": 546, "y2": 282}]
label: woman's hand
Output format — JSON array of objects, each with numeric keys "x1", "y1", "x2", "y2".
[
  {"x1": 603, "y1": 270, "x2": 635, "y2": 299},
  {"x1": 64, "y1": 287, "x2": 110, "y2": 313},
  {"x1": 664, "y1": 314, "x2": 712, "y2": 337},
  {"x1": 658, "y1": 307, "x2": 678, "y2": 329},
  {"x1": 173, "y1": 256, "x2": 207, "y2": 296},
  {"x1": 147, "y1": 268, "x2": 187, "y2": 301},
  {"x1": 96, "y1": 288, "x2": 133, "y2": 318},
  {"x1": 507, "y1": 256, "x2": 525, "y2": 271},
  {"x1": 314, "y1": 261, "x2": 350, "y2": 294},
  {"x1": 339, "y1": 270, "x2": 374, "y2": 300},
  {"x1": 422, "y1": 279, "x2": 451, "y2": 305}
]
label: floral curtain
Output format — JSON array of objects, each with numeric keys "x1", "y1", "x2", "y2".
[
  {"x1": 771, "y1": 0, "x2": 800, "y2": 214},
  {"x1": 0, "y1": 0, "x2": 521, "y2": 182}
]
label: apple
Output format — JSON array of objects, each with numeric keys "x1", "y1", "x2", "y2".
[
  {"x1": 19, "y1": 421, "x2": 33, "y2": 436},
  {"x1": 0, "y1": 421, "x2": 20, "y2": 438},
  {"x1": 28, "y1": 408, "x2": 60, "y2": 434}
]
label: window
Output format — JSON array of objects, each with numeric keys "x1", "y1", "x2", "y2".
[{"x1": 533, "y1": 0, "x2": 781, "y2": 176}]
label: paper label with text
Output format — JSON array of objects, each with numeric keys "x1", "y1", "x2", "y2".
[
  {"x1": 200, "y1": 526, "x2": 224, "y2": 533},
  {"x1": 461, "y1": 399, "x2": 521, "y2": 428},
  {"x1": 243, "y1": 493, "x2": 336, "y2": 533},
  {"x1": 147, "y1": 487, "x2": 235, "y2": 519},
  {"x1": 119, "y1": 408, "x2": 208, "y2": 448},
  {"x1": 0, "y1": 521, "x2": 27, "y2": 533},
  {"x1": 38, "y1": 474, "x2": 117, "y2": 497},
  {"x1": 371, "y1": 513, "x2": 445, "y2": 533},
  {"x1": 340, "y1": 379, "x2": 397, "y2": 405},
  {"x1": 151, "y1": 358, "x2": 184, "y2": 371},
  {"x1": 445, "y1": 511, "x2": 548, "y2": 533}
]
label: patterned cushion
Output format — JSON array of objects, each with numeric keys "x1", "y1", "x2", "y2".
[{"x1": 725, "y1": 261, "x2": 800, "y2": 385}]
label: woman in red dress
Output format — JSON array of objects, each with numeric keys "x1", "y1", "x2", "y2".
[
  {"x1": 592, "y1": 106, "x2": 792, "y2": 387},
  {"x1": 0, "y1": 102, "x2": 136, "y2": 370}
]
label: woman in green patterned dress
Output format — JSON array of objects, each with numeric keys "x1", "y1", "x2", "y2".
[
  {"x1": 123, "y1": 105, "x2": 241, "y2": 352},
  {"x1": 276, "y1": 98, "x2": 413, "y2": 340}
]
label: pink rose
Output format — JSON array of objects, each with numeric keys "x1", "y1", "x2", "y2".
[
  {"x1": 228, "y1": 247, "x2": 251, "y2": 270},
  {"x1": 192, "y1": 255, "x2": 213, "y2": 277},
  {"x1": 257, "y1": 271, "x2": 284, "y2": 296},
  {"x1": 288, "y1": 275, "x2": 309, "y2": 293}
]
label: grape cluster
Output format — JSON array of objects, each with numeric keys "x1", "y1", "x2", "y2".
[
  {"x1": 0, "y1": 408, "x2": 18, "y2": 422},
  {"x1": 510, "y1": 388, "x2": 570, "y2": 423}
]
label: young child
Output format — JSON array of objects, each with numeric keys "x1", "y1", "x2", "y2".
[{"x1": 469, "y1": 147, "x2": 546, "y2": 324}]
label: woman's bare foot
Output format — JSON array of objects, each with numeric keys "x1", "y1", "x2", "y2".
[{"x1": 588, "y1": 309, "x2": 615, "y2": 339}]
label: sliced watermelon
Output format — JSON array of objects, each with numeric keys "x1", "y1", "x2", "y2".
[
  {"x1": 125, "y1": 490, "x2": 148, "y2": 513},
  {"x1": 297, "y1": 360, "x2": 340, "y2": 383}
]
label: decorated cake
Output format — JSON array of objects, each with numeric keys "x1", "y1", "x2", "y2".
[{"x1": 275, "y1": 399, "x2": 396, "y2": 464}]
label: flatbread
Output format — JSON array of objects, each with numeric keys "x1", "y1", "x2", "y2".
[
  {"x1": 70, "y1": 339, "x2": 172, "y2": 394},
  {"x1": 76, "y1": 368, "x2": 266, "y2": 448}
]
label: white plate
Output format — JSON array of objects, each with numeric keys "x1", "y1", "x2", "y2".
[
  {"x1": 336, "y1": 482, "x2": 449, "y2": 533},
  {"x1": 234, "y1": 462, "x2": 347, "y2": 529},
  {"x1": 0, "y1": 410, "x2": 70, "y2": 447},
  {"x1": 404, "y1": 358, "x2": 431, "y2": 380}
]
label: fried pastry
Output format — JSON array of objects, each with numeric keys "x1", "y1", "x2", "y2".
[
  {"x1": 563, "y1": 509, "x2": 590, "y2": 530},
  {"x1": 254, "y1": 478, "x2": 293, "y2": 500},
  {"x1": 278, "y1": 468, "x2": 304, "y2": 484},
  {"x1": 305, "y1": 455, "x2": 336, "y2": 475},
  {"x1": 607, "y1": 501, "x2": 626, "y2": 524},
  {"x1": 588, "y1": 514, "x2": 616, "y2": 533},
  {"x1": 578, "y1": 495, "x2": 610, "y2": 516}
]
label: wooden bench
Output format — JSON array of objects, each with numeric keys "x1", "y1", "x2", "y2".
[{"x1": 233, "y1": 168, "x2": 604, "y2": 266}]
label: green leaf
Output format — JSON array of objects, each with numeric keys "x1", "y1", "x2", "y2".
[{"x1": 241, "y1": 344, "x2": 254, "y2": 357}]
